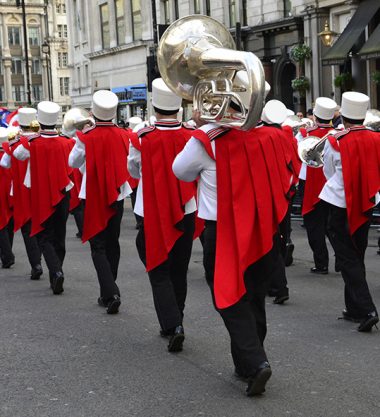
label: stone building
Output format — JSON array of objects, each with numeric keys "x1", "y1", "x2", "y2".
[{"x1": 0, "y1": 0, "x2": 71, "y2": 113}]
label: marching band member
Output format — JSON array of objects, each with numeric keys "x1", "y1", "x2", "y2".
[
  {"x1": 13, "y1": 102, "x2": 73, "y2": 294},
  {"x1": 69, "y1": 90, "x2": 132, "y2": 314},
  {"x1": 319, "y1": 92, "x2": 380, "y2": 332},
  {"x1": 300, "y1": 97, "x2": 337, "y2": 275},
  {"x1": 0, "y1": 108, "x2": 42, "y2": 279},
  {"x1": 128, "y1": 78, "x2": 196, "y2": 352},
  {"x1": 0, "y1": 127, "x2": 14, "y2": 269},
  {"x1": 173, "y1": 72, "x2": 294, "y2": 396}
]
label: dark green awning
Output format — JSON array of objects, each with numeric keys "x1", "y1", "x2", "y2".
[
  {"x1": 358, "y1": 24, "x2": 380, "y2": 59},
  {"x1": 322, "y1": 0, "x2": 380, "y2": 65}
]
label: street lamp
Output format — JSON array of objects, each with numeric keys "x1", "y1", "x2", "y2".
[
  {"x1": 318, "y1": 21, "x2": 337, "y2": 47},
  {"x1": 42, "y1": 40, "x2": 52, "y2": 100}
]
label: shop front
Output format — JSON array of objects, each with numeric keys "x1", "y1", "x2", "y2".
[{"x1": 112, "y1": 83, "x2": 147, "y2": 123}]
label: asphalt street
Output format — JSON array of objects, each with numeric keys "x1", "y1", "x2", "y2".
[{"x1": 1, "y1": 199, "x2": 379, "y2": 417}]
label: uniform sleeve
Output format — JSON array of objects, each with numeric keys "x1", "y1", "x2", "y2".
[
  {"x1": 69, "y1": 138, "x2": 85, "y2": 168},
  {"x1": 173, "y1": 137, "x2": 212, "y2": 182},
  {"x1": 13, "y1": 144, "x2": 30, "y2": 161},
  {"x1": 322, "y1": 140, "x2": 337, "y2": 180},
  {"x1": 0, "y1": 153, "x2": 12, "y2": 169},
  {"x1": 127, "y1": 142, "x2": 141, "y2": 179}
]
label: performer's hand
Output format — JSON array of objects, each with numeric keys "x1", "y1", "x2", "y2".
[{"x1": 192, "y1": 110, "x2": 207, "y2": 128}]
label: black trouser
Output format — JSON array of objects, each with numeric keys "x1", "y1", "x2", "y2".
[
  {"x1": 268, "y1": 233, "x2": 289, "y2": 297},
  {"x1": 89, "y1": 200, "x2": 124, "y2": 301},
  {"x1": 279, "y1": 201, "x2": 293, "y2": 257},
  {"x1": 136, "y1": 213, "x2": 195, "y2": 331},
  {"x1": 71, "y1": 201, "x2": 84, "y2": 236},
  {"x1": 303, "y1": 200, "x2": 330, "y2": 269},
  {"x1": 327, "y1": 204, "x2": 377, "y2": 318},
  {"x1": 36, "y1": 193, "x2": 70, "y2": 275},
  {"x1": 130, "y1": 187, "x2": 143, "y2": 227},
  {"x1": 0, "y1": 218, "x2": 15, "y2": 264},
  {"x1": 21, "y1": 220, "x2": 41, "y2": 268},
  {"x1": 203, "y1": 221, "x2": 270, "y2": 377}
]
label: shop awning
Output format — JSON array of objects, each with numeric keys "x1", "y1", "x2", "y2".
[
  {"x1": 358, "y1": 24, "x2": 380, "y2": 59},
  {"x1": 322, "y1": 0, "x2": 380, "y2": 65}
]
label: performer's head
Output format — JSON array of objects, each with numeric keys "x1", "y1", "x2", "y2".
[
  {"x1": 340, "y1": 92, "x2": 369, "y2": 127},
  {"x1": 91, "y1": 90, "x2": 119, "y2": 122},
  {"x1": 37, "y1": 101, "x2": 60, "y2": 130},
  {"x1": 313, "y1": 97, "x2": 337, "y2": 124},
  {"x1": 151, "y1": 78, "x2": 182, "y2": 119},
  {"x1": 261, "y1": 100, "x2": 287, "y2": 125},
  {"x1": 18, "y1": 107, "x2": 38, "y2": 132},
  {"x1": 128, "y1": 116, "x2": 143, "y2": 132}
]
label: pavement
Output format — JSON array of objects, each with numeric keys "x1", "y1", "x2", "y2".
[{"x1": 1, "y1": 201, "x2": 379, "y2": 417}]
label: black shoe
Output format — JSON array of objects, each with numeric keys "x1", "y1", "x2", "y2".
[
  {"x1": 168, "y1": 325, "x2": 185, "y2": 352},
  {"x1": 310, "y1": 267, "x2": 328, "y2": 275},
  {"x1": 30, "y1": 264, "x2": 43, "y2": 280},
  {"x1": 358, "y1": 312, "x2": 379, "y2": 332},
  {"x1": 284, "y1": 243, "x2": 294, "y2": 267},
  {"x1": 340, "y1": 309, "x2": 363, "y2": 323},
  {"x1": 246, "y1": 362, "x2": 272, "y2": 396},
  {"x1": 51, "y1": 272, "x2": 64, "y2": 295},
  {"x1": 273, "y1": 294, "x2": 289, "y2": 305},
  {"x1": 106, "y1": 295, "x2": 121, "y2": 314},
  {"x1": 160, "y1": 328, "x2": 174, "y2": 338},
  {"x1": 97, "y1": 297, "x2": 107, "y2": 307},
  {"x1": 2, "y1": 258, "x2": 15, "y2": 269},
  {"x1": 234, "y1": 369, "x2": 249, "y2": 383}
]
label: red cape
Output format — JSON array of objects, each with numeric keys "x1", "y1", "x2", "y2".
[
  {"x1": 329, "y1": 128, "x2": 380, "y2": 234},
  {"x1": 20, "y1": 133, "x2": 73, "y2": 236},
  {"x1": 2, "y1": 140, "x2": 31, "y2": 231},
  {"x1": 193, "y1": 127, "x2": 292, "y2": 309},
  {"x1": 120, "y1": 128, "x2": 139, "y2": 189},
  {"x1": 301, "y1": 127, "x2": 329, "y2": 216},
  {"x1": 78, "y1": 123, "x2": 129, "y2": 242},
  {"x1": 0, "y1": 150, "x2": 13, "y2": 230},
  {"x1": 140, "y1": 126, "x2": 196, "y2": 271}
]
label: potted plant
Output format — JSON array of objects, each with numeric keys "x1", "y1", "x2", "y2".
[
  {"x1": 290, "y1": 44, "x2": 312, "y2": 64},
  {"x1": 334, "y1": 72, "x2": 353, "y2": 91},
  {"x1": 371, "y1": 71, "x2": 380, "y2": 85},
  {"x1": 291, "y1": 76, "x2": 310, "y2": 97}
]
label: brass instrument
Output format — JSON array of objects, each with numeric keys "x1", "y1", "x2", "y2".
[
  {"x1": 157, "y1": 15, "x2": 265, "y2": 130},
  {"x1": 364, "y1": 109, "x2": 380, "y2": 132},
  {"x1": 282, "y1": 115, "x2": 311, "y2": 135},
  {"x1": 298, "y1": 130, "x2": 336, "y2": 168},
  {"x1": 29, "y1": 120, "x2": 40, "y2": 132},
  {"x1": 62, "y1": 108, "x2": 95, "y2": 137}
]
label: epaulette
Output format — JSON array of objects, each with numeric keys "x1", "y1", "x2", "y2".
[
  {"x1": 137, "y1": 125, "x2": 155, "y2": 138},
  {"x1": 333, "y1": 129, "x2": 349, "y2": 141},
  {"x1": 25, "y1": 133, "x2": 41, "y2": 142},
  {"x1": 204, "y1": 126, "x2": 230, "y2": 141},
  {"x1": 306, "y1": 125, "x2": 318, "y2": 134},
  {"x1": 9, "y1": 137, "x2": 21, "y2": 146},
  {"x1": 82, "y1": 124, "x2": 96, "y2": 134},
  {"x1": 182, "y1": 122, "x2": 196, "y2": 130}
]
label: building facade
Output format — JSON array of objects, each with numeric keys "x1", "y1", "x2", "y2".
[{"x1": 65, "y1": 0, "x2": 380, "y2": 119}]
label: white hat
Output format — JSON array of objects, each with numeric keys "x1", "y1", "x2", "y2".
[
  {"x1": 133, "y1": 121, "x2": 147, "y2": 133},
  {"x1": 286, "y1": 109, "x2": 295, "y2": 116},
  {"x1": 340, "y1": 92, "x2": 369, "y2": 120},
  {"x1": 313, "y1": 97, "x2": 337, "y2": 120},
  {"x1": 177, "y1": 107, "x2": 184, "y2": 122},
  {"x1": 92, "y1": 90, "x2": 118, "y2": 120},
  {"x1": 18, "y1": 108, "x2": 37, "y2": 127},
  {"x1": 0, "y1": 127, "x2": 9, "y2": 144},
  {"x1": 128, "y1": 116, "x2": 143, "y2": 130},
  {"x1": 152, "y1": 78, "x2": 181, "y2": 112},
  {"x1": 261, "y1": 100, "x2": 288, "y2": 125},
  {"x1": 232, "y1": 70, "x2": 251, "y2": 110},
  {"x1": 264, "y1": 82, "x2": 271, "y2": 100},
  {"x1": 149, "y1": 115, "x2": 157, "y2": 125},
  {"x1": 37, "y1": 101, "x2": 60, "y2": 126},
  {"x1": 301, "y1": 117, "x2": 314, "y2": 127}
]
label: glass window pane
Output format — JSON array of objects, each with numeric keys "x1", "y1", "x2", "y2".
[
  {"x1": 100, "y1": 4, "x2": 110, "y2": 48},
  {"x1": 131, "y1": 0, "x2": 142, "y2": 40},
  {"x1": 115, "y1": 0, "x2": 125, "y2": 45}
]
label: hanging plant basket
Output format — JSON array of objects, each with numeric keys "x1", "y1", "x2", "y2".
[
  {"x1": 334, "y1": 72, "x2": 353, "y2": 90},
  {"x1": 290, "y1": 44, "x2": 312, "y2": 64},
  {"x1": 291, "y1": 76, "x2": 310, "y2": 97},
  {"x1": 371, "y1": 71, "x2": 380, "y2": 85}
]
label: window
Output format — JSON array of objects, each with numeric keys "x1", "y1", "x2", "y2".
[
  {"x1": 31, "y1": 59, "x2": 41, "y2": 74},
  {"x1": 229, "y1": 0, "x2": 236, "y2": 27},
  {"x1": 58, "y1": 52, "x2": 68, "y2": 67},
  {"x1": 174, "y1": 0, "x2": 179, "y2": 19},
  {"x1": 77, "y1": 67, "x2": 81, "y2": 88},
  {"x1": 84, "y1": 64, "x2": 89, "y2": 85},
  {"x1": 242, "y1": 0, "x2": 247, "y2": 25},
  {"x1": 205, "y1": 0, "x2": 211, "y2": 16},
  {"x1": 131, "y1": 0, "x2": 142, "y2": 40},
  {"x1": 284, "y1": 0, "x2": 292, "y2": 17},
  {"x1": 62, "y1": 3, "x2": 66, "y2": 13},
  {"x1": 162, "y1": 0, "x2": 170, "y2": 24},
  {"x1": 115, "y1": 0, "x2": 125, "y2": 45},
  {"x1": 193, "y1": 0, "x2": 200, "y2": 14},
  {"x1": 8, "y1": 27, "x2": 21, "y2": 46},
  {"x1": 59, "y1": 77, "x2": 69, "y2": 95},
  {"x1": 56, "y1": 2, "x2": 66, "y2": 14},
  {"x1": 0, "y1": 86, "x2": 4, "y2": 102},
  {"x1": 11, "y1": 58, "x2": 23, "y2": 74},
  {"x1": 12, "y1": 85, "x2": 25, "y2": 102},
  {"x1": 57, "y1": 24, "x2": 68, "y2": 38},
  {"x1": 100, "y1": 3, "x2": 110, "y2": 48},
  {"x1": 28, "y1": 27, "x2": 39, "y2": 46},
  {"x1": 32, "y1": 85, "x2": 42, "y2": 101}
]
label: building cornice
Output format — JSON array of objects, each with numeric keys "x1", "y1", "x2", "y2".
[
  {"x1": 248, "y1": 16, "x2": 304, "y2": 35},
  {"x1": 85, "y1": 40, "x2": 154, "y2": 59}
]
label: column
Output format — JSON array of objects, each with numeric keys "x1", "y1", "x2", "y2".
[{"x1": 4, "y1": 61, "x2": 14, "y2": 108}]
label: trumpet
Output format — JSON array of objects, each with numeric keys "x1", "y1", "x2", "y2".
[
  {"x1": 62, "y1": 108, "x2": 95, "y2": 137},
  {"x1": 298, "y1": 129, "x2": 336, "y2": 168}
]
